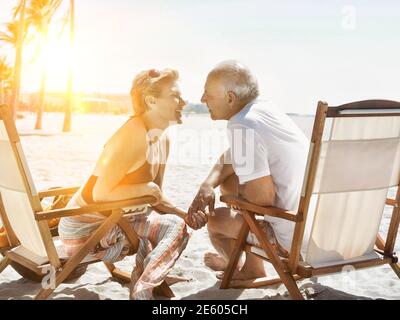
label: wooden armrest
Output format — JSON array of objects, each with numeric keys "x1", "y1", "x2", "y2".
[
  {"x1": 220, "y1": 195, "x2": 301, "y2": 222},
  {"x1": 386, "y1": 198, "x2": 398, "y2": 207},
  {"x1": 35, "y1": 196, "x2": 156, "y2": 221},
  {"x1": 38, "y1": 186, "x2": 80, "y2": 199}
]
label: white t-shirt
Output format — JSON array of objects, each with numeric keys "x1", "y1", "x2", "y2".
[{"x1": 226, "y1": 100, "x2": 309, "y2": 251}]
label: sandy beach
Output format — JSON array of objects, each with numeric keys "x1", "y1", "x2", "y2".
[{"x1": 0, "y1": 112, "x2": 399, "y2": 300}]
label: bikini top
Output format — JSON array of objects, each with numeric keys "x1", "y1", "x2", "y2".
[{"x1": 81, "y1": 117, "x2": 161, "y2": 204}]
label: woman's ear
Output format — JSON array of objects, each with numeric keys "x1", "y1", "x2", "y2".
[{"x1": 144, "y1": 95, "x2": 156, "y2": 109}]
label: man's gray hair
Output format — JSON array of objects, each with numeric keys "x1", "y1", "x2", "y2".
[{"x1": 208, "y1": 60, "x2": 259, "y2": 102}]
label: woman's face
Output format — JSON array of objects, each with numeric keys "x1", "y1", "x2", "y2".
[{"x1": 151, "y1": 80, "x2": 186, "y2": 125}]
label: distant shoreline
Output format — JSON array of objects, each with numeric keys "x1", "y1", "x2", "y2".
[{"x1": 17, "y1": 110, "x2": 315, "y2": 118}]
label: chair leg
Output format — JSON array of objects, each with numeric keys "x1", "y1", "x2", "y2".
[
  {"x1": 118, "y1": 217, "x2": 139, "y2": 253},
  {"x1": 35, "y1": 266, "x2": 74, "y2": 300},
  {"x1": 281, "y1": 272, "x2": 304, "y2": 300},
  {"x1": 220, "y1": 222, "x2": 250, "y2": 289},
  {"x1": 154, "y1": 281, "x2": 175, "y2": 298},
  {"x1": 375, "y1": 234, "x2": 385, "y2": 250},
  {"x1": 391, "y1": 263, "x2": 400, "y2": 279},
  {"x1": 229, "y1": 274, "x2": 302, "y2": 289},
  {"x1": 35, "y1": 209, "x2": 125, "y2": 300},
  {"x1": 242, "y1": 211, "x2": 304, "y2": 300},
  {"x1": 104, "y1": 262, "x2": 131, "y2": 283},
  {"x1": 376, "y1": 234, "x2": 400, "y2": 279},
  {"x1": 104, "y1": 260, "x2": 175, "y2": 298},
  {"x1": 0, "y1": 256, "x2": 10, "y2": 273}
]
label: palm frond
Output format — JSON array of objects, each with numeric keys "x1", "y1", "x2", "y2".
[
  {"x1": 0, "y1": 57, "x2": 12, "y2": 81},
  {"x1": 0, "y1": 22, "x2": 18, "y2": 44},
  {"x1": 0, "y1": 21, "x2": 30, "y2": 45},
  {"x1": 26, "y1": 0, "x2": 65, "y2": 31},
  {"x1": 12, "y1": 0, "x2": 26, "y2": 20}
]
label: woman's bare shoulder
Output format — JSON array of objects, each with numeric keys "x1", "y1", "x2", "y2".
[
  {"x1": 125, "y1": 116, "x2": 147, "y2": 133},
  {"x1": 109, "y1": 117, "x2": 147, "y2": 148},
  {"x1": 93, "y1": 117, "x2": 147, "y2": 174}
]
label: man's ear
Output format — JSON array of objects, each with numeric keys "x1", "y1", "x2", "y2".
[
  {"x1": 226, "y1": 91, "x2": 237, "y2": 105},
  {"x1": 144, "y1": 95, "x2": 156, "y2": 108}
]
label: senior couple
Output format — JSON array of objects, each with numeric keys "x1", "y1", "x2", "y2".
[{"x1": 58, "y1": 60, "x2": 309, "y2": 299}]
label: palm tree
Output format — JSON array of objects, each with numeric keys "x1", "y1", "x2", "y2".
[
  {"x1": 12, "y1": 0, "x2": 27, "y2": 120},
  {"x1": 0, "y1": 22, "x2": 19, "y2": 45},
  {"x1": 0, "y1": 57, "x2": 13, "y2": 105},
  {"x1": 24, "y1": 0, "x2": 63, "y2": 129},
  {"x1": 0, "y1": 1, "x2": 28, "y2": 119},
  {"x1": 62, "y1": 0, "x2": 74, "y2": 132}
]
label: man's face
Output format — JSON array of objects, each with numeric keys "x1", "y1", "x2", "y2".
[{"x1": 201, "y1": 77, "x2": 230, "y2": 120}]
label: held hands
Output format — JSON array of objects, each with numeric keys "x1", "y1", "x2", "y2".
[
  {"x1": 187, "y1": 183, "x2": 216, "y2": 230},
  {"x1": 149, "y1": 182, "x2": 216, "y2": 229}
]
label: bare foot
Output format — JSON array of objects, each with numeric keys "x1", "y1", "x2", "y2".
[
  {"x1": 165, "y1": 275, "x2": 191, "y2": 285},
  {"x1": 216, "y1": 267, "x2": 266, "y2": 281},
  {"x1": 204, "y1": 252, "x2": 227, "y2": 271}
]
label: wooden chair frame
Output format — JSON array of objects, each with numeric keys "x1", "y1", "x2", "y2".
[
  {"x1": 0, "y1": 104, "x2": 174, "y2": 299},
  {"x1": 220, "y1": 100, "x2": 400, "y2": 299}
]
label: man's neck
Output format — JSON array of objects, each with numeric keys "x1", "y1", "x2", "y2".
[{"x1": 228, "y1": 98, "x2": 255, "y2": 120}]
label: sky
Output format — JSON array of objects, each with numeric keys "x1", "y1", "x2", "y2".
[{"x1": 1, "y1": 0, "x2": 400, "y2": 114}]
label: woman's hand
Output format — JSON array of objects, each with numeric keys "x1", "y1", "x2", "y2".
[
  {"x1": 151, "y1": 197, "x2": 175, "y2": 214},
  {"x1": 148, "y1": 182, "x2": 163, "y2": 205},
  {"x1": 151, "y1": 194, "x2": 188, "y2": 222},
  {"x1": 151, "y1": 194, "x2": 179, "y2": 214}
]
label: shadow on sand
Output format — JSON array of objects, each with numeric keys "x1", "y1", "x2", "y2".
[
  {"x1": 0, "y1": 277, "x2": 116, "y2": 300},
  {"x1": 180, "y1": 279, "x2": 374, "y2": 300}
]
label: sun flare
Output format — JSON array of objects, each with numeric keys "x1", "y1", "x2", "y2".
[{"x1": 23, "y1": 26, "x2": 78, "y2": 94}]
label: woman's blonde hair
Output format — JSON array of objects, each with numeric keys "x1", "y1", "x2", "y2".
[{"x1": 130, "y1": 68, "x2": 179, "y2": 116}]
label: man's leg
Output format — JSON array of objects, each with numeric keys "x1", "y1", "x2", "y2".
[
  {"x1": 204, "y1": 172, "x2": 239, "y2": 270},
  {"x1": 205, "y1": 172, "x2": 267, "y2": 280},
  {"x1": 205, "y1": 206, "x2": 266, "y2": 280}
]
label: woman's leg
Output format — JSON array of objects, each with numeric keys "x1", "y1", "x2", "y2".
[{"x1": 128, "y1": 212, "x2": 189, "y2": 300}]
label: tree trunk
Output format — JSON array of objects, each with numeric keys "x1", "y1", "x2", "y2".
[
  {"x1": 63, "y1": 0, "x2": 74, "y2": 132},
  {"x1": 34, "y1": 67, "x2": 46, "y2": 130},
  {"x1": 0, "y1": 80, "x2": 4, "y2": 105},
  {"x1": 34, "y1": 31, "x2": 48, "y2": 130},
  {"x1": 11, "y1": 0, "x2": 27, "y2": 120}
]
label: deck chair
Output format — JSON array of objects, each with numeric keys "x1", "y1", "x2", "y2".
[
  {"x1": 220, "y1": 100, "x2": 400, "y2": 299},
  {"x1": 0, "y1": 103, "x2": 174, "y2": 299},
  {"x1": 0, "y1": 185, "x2": 83, "y2": 282}
]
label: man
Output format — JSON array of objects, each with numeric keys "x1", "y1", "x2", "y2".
[{"x1": 188, "y1": 60, "x2": 309, "y2": 280}]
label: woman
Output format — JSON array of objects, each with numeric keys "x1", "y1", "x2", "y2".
[{"x1": 59, "y1": 68, "x2": 189, "y2": 300}]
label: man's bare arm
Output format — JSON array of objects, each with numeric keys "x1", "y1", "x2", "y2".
[
  {"x1": 189, "y1": 150, "x2": 234, "y2": 216},
  {"x1": 186, "y1": 150, "x2": 234, "y2": 229},
  {"x1": 239, "y1": 175, "x2": 276, "y2": 207},
  {"x1": 202, "y1": 150, "x2": 235, "y2": 189}
]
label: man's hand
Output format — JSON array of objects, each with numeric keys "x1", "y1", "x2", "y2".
[
  {"x1": 187, "y1": 183, "x2": 216, "y2": 229},
  {"x1": 186, "y1": 210, "x2": 210, "y2": 230}
]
